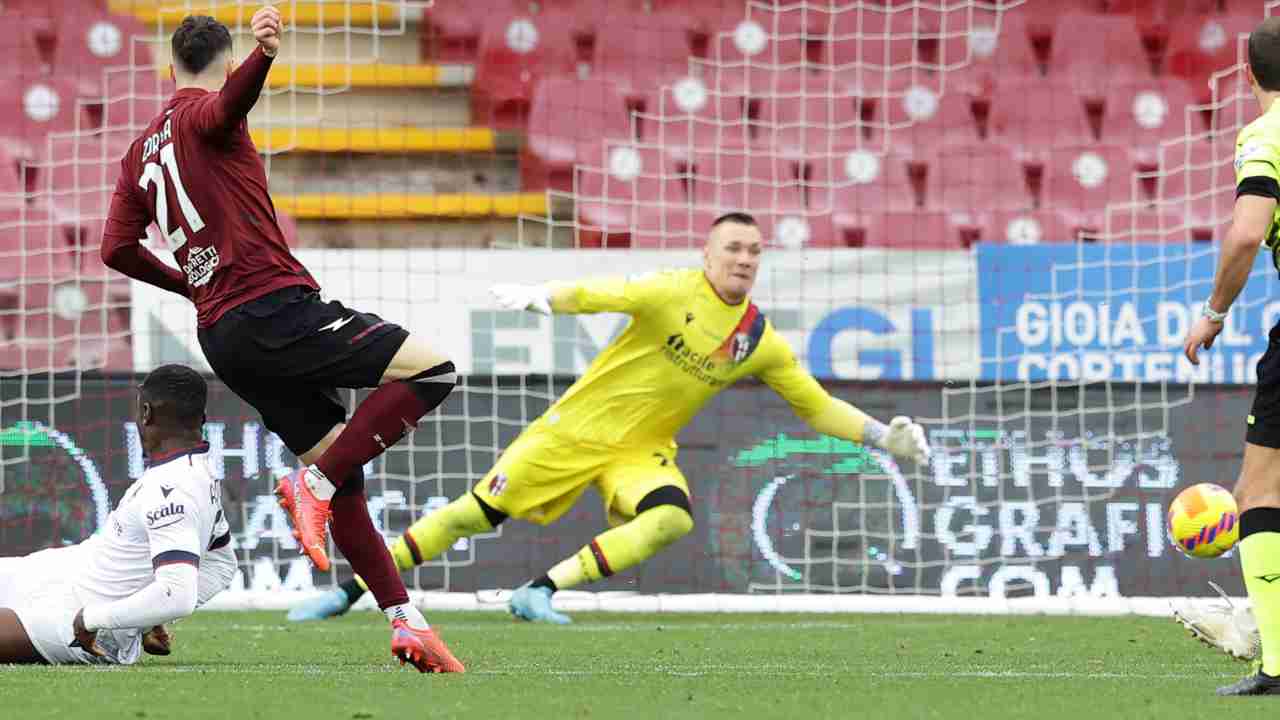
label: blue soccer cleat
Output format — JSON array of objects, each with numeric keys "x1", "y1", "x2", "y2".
[
  {"x1": 286, "y1": 588, "x2": 351, "y2": 622},
  {"x1": 508, "y1": 584, "x2": 572, "y2": 625}
]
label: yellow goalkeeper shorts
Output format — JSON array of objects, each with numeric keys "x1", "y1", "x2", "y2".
[{"x1": 472, "y1": 422, "x2": 688, "y2": 526}]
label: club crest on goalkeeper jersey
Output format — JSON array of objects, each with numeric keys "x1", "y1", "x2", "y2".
[
  {"x1": 1235, "y1": 99, "x2": 1280, "y2": 273},
  {"x1": 540, "y1": 268, "x2": 831, "y2": 449}
]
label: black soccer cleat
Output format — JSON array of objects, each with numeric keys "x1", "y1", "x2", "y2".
[{"x1": 1217, "y1": 663, "x2": 1280, "y2": 696}]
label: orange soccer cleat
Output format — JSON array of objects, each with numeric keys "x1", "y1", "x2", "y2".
[
  {"x1": 274, "y1": 469, "x2": 333, "y2": 572},
  {"x1": 390, "y1": 620, "x2": 466, "y2": 673}
]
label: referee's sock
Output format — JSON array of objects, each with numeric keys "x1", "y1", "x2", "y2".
[
  {"x1": 314, "y1": 361, "x2": 457, "y2": 491},
  {"x1": 1242, "y1": 507, "x2": 1280, "y2": 676}
]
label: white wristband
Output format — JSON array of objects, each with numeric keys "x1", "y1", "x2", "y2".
[
  {"x1": 1202, "y1": 302, "x2": 1227, "y2": 323},
  {"x1": 863, "y1": 419, "x2": 888, "y2": 448}
]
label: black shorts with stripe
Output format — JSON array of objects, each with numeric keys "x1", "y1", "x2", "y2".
[
  {"x1": 1249, "y1": 321, "x2": 1280, "y2": 448},
  {"x1": 197, "y1": 285, "x2": 408, "y2": 455}
]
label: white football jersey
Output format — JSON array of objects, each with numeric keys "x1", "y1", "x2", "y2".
[{"x1": 76, "y1": 443, "x2": 229, "y2": 606}]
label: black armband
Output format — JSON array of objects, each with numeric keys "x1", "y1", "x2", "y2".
[{"x1": 1236, "y1": 175, "x2": 1280, "y2": 201}]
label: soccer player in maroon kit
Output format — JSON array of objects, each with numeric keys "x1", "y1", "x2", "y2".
[{"x1": 99, "y1": 6, "x2": 463, "y2": 672}]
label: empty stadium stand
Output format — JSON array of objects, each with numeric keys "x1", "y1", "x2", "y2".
[{"x1": 0, "y1": 0, "x2": 1257, "y2": 372}]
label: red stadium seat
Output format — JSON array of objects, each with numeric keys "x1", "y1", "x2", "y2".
[
  {"x1": 4, "y1": 0, "x2": 105, "y2": 22},
  {"x1": 52, "y1": 10, "x2": 152, "y2": 100},
  {"x1": 0, "y1": 11, "x2": 53, "y2": 81},
  {"x1": 934, "y1": 143, "x2": 1033, "y2": 212},
  {"x1": 872, "y1": 210, "x2": 980, "y2": 250},
  {"x1": 0, "y1": 146, "x2": 27, "y2": 210},
  {"x1": 1081, "y1": 206, "x2": 1189, "y2": 243},
  {"x1": 960, "y1": 9, "x2": 1045, "y2": 78},
  {"x1": 11, "y1": 280, "x2": 132, "y2": 372},
  {"x1": 761, "y1": 211, "x2": 836, "y2": 249},
  {"x1": 649, "y1": 0, "x2": 745, "y2": 37},
  {"x1": 1166, "y1": 11, "x2": 1256, "y2": 98},
  {"x1": 522, "y1": 74, "x2": 632, "y2": 191},
  {"x1": 576, "y1": 143, "x2": 690, "y2": 248},
  {"x1": 1048, "y1": 12, "x2": 1154, "y2": 80},
  {"x1": 1163, "y1": 135, "x2": 1236, "y2": 230},
  {"x1": 700, "y1": 3, "x2": 841, "y2": 93},
  {"x1": 751, "y1": 76, "x2": 864, "y2": 152},
  {"x1": 982, "y1": 209, "x2": 1077, "y2": 244},
  {"x1": 1095, "y1": 78, "x2": 1198, "y2": 158},
  {"x1": 595, "y1": 9, "x2": 694, "y2": 96},
  {"x1": 708, "y1": 10, "x2": 812, "y2": 68},
  {"x1": 897, "y1": 87, "x2": 992, "y2": 150},
  {"x1": 0, "y1": 76, "x2": 95, "y2": 160},
  {"x1": 420, "y1": 0, "x2": 519, "y2": 62},
  {"x1": 38, "y1": 131, "x2": 126, "y2": 225},
  {"x1": 0, "y1": 209, "x2": 74, "y2": 284},
  {"x1": 1116, "y1": 0, "x2": 1221, "y2": 17},
  {"x1": 690, "y1": 149, "x2": 804, "y2": 213},
  {"x1": 638, "y1": 78, "x2": 747, "y2": 157},
  {"x1": 829, "y1": 209, "x2": 882, "y2": 248},
  {"x1": 624, "y1": 206, "x2": 705, "y2": 249},
  {"x1": 988, "y1": 79, "x2": 1092, "y2": 148},
  {"x1": 815, "y1": 148, "x2": 931, "y2": 222},
  {"x1": 828, "y1": 6, "x2": 935, "y2": 70},
  {"x1": 472, "y1": 14, "x2": 580, "y2": 129},
  {"x1": 1041, "y1": 143, "x2": 1137, "y2": 221},
  {"x1": 99, "y1": 68, "x2": 171, "y2": 132}
]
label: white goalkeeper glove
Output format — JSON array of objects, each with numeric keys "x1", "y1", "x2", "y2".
[
  {"x1": 490, "y1": 283, "x2": 552, "y2": 315},
  {"x1": 869, "y1": 416, "x2": 930, "y2": 466}
]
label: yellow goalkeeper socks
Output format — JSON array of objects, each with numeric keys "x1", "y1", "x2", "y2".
[
  {"x1": 393, "y1": 492, "x2": 498, "y2": 569},
  {"x1": 1239, "y1": 508, "x2": 1280, "y2": 675},
  {"x1": 352, "y1": 492, "x2": 498, "y2": 594},
  {"x1": 546, "y1": 505, "x2": 693, "y2": 590}
]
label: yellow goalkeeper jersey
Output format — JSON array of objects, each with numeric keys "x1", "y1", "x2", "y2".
[
  {"x1": 1235, "y1": 99, "x2": 1280, "y2": 272},
  {"x1": 539, "y1": 268, "x2": 831, "y2": 449}
]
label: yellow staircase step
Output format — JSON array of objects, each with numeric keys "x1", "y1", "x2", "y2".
[
  {"x1": 265, "y1": 64, "x2": 472, "y2": 89},
  {"x1": 275, "y1": 193, "x2": 548, "y2": 220},
  {"x1": 110, "y1": 1, "x2": 411, "y2": 28},
  {"x1": 252, "y1": 127, "x2": 495, "y2": 152}
]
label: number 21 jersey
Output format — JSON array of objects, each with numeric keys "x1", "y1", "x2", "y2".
[{"x1": 102, "y1": 47, "x2": 317, "y2": 328}]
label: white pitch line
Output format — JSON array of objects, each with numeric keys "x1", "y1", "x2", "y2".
[
  {"x1": 215, "y1": 621, "x2": 887, "y2": 633},
  {"x1": 0, "y1": 665, "x2": 1235, "y2": 680}
]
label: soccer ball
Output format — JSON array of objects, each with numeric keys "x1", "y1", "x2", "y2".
[{"x1": 1168, "y1": 483, "x2": 1239, "y2": 558}]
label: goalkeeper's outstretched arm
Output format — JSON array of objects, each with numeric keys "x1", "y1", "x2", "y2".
[
  {"x1": 492, "y1": 272, "x2": 674, "y2": 317},
  {"x1": 760, "y1": 346, "x2": 930, "y2": 465}
]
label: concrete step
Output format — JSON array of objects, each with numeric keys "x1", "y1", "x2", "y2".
[
  {"x1": 265, "y1": 152, "x2": 520, "y2": 195},
  {"x1": 295, "y1": 217, "x2": 576, "y2": 249},
  {"x1": 249, "y1": 88, "x2": 471, "y2": 130}
]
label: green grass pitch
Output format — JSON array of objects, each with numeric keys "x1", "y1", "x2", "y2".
[{"x1": 0, "y1": 611, "x2": 1252, "y2": 718}]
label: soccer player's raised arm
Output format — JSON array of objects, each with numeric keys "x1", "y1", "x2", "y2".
[
  {"x1": 100, "y1": 169, "x2": 189, "y2": 297},
  {"x1": 758, "y1": 340, "x2": 930, "y2": 465},
  {"x1": 78, "y1": 487, "x2": 201, "y2": 638},
  {"x1": 189, "y1": 6, "x2": 280, "y2": 137},
  {"x1": 492, "y1": 271, "x2": 675, "y2": 316}
]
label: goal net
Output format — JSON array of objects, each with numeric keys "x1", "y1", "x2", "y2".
[{"x1": 0, "y1": 0, "x2": 1269, "y2": 614}]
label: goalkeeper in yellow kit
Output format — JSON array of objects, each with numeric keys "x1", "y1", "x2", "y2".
[{"x1": 287, "y1": 213, "x2": 931, "y2": 623}]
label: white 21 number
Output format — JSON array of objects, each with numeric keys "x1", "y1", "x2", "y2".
[{"x1": 139, "y1": 143, "x2": 205, "y2": 252}]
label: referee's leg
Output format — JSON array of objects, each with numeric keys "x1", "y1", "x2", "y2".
[
  {"x1": 1234, "y1": 337, "x2": 1280, "y2": 686},
  {"x1": 1233, "y1": 439, "x2": 1280, "y2": 679}
]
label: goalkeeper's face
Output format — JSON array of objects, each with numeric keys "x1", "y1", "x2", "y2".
[{"x1": 704, "y1": 222, "x2": 762, "y2": 304}]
